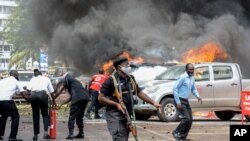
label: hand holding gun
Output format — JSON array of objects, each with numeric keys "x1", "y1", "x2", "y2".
[{"x1": 113, "y1": 85, "x2": 138, "y2": 141}]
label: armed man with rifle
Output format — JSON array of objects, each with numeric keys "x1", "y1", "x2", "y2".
[{"x1": 98, "y1": 56, "x2": 161, "y2": 141}]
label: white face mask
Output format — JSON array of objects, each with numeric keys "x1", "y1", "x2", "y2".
[{"x1": 120, "y1": 66, "x2": 132, "y2": 74}]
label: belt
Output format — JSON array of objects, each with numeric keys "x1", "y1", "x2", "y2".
[
  {"x1": 180, "y1": 97, "x2": 189, "y2": 104},
  {"x1": 180, "y1": 97, "x2": 188, "y2": 102}
]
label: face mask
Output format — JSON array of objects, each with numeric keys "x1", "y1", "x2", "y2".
[
  {"x1": 120, "y1": 66, "x2": 132, "y2": 74},
  {"x1": 187, "y1": 71, "x2": 194, "y2": 77}
]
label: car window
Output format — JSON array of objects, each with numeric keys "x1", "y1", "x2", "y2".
[
  {"x1": 18, "y1": 73, "x2": 33, "y2": 81},
  {"x1": 155, "y1": 65, "x2": 185, "y2": 80},
  {"x1": 213, "y1": 66, "x2": 233, "y2": 80},
  {"x1": 194, "y1": 67, "x2": 210, "y2": 81}
]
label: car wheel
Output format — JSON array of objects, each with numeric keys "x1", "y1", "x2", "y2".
[
  {"x1": 157, "y1": 98, "x2": 179, "y2": 122},
  {"x1": 215, "y1": 111, "x2": 235, "y2": 121},
  {"x1": 135, "y1": 113, "x2": 152, "y2": 120},
  {"x1": 245, "y1": 115, "x2": 250, "y2": 121}
]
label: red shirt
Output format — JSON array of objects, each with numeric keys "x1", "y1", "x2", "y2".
[{"x1": 89, "y1": 74, "x2": 109, "y2": 91}]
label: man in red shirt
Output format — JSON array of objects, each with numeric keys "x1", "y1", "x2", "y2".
[{"x1": 86, "y1": 69, "x2": 108, "y2": 119}]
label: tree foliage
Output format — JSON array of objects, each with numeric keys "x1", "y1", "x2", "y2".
[{"x1": 1, "y1": 0, "x2": 40, "y2": 69}]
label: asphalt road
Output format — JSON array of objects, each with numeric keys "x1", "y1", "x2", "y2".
[{"x1": 2, "y1": 116, "x2": 249, "y2": 141}]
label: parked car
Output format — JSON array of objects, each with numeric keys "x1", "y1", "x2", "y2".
[
  {"x1": 13, "y1": 70, "x2": 34, "y2": 102},
  {"x1": 134, "y1": 62, "x2": 250, "y2": 121},
  {"x1": 130, "y1": 63, "x2": 175, "y2": 84}
]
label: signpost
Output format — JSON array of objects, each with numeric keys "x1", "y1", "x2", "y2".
[{"x1": 40, "y1": 48, "x2": 48, "y2": 71}]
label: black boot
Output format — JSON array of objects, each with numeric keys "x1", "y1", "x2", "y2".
[
  {"x1": 74, "y1": 128, "x2": 84, "y2": 138},
  {"x1": 65, "y1": 129, "x2": 74, "y2": 140},
  {"x1": 85, "y1": 112, "x2": 91, "y2": 119}
]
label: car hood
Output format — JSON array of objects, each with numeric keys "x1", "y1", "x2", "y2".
[{"x1": 139, "y1": 79, "x2": 176, "y2": 94}]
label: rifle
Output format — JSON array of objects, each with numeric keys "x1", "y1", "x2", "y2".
[{"x1": 111, "y1": 75, "x2": 138, "y2": 141}]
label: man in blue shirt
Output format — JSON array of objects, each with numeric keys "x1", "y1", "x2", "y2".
[{"x1": 172, "y1": 63, "x2": 202, "y2": 141}]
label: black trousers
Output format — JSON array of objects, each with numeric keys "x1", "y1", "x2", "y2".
[
  {"x1": 86, "y1": 90, "x2": 99, "y2": 116},
  {"x1": 0, "y1": 100, "x2": 20, "y2": 139},
  {"x1": 106, "y1": 120, "x2": 129, "y2": 141},
  {"x1": 30, "y1": 91, "x2": 50, "y2": 135},
  {"x1": 174, "y1": 102, "x2": 193, "y2": 140},
  {"x1": 68, "y1": 99, "x2": 88, "y2": 130}
]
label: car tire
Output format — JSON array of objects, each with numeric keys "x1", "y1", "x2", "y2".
[
  {"x1": 135, "y1": 113, "x2": 152, "y2": 120},
  {"x1": 215, "y1": 111, "x2": 235, "y2": 121},
  {"x1": 245, "y1": 115, "x2": 250, "y2": 121},
  {"x1": 157, "y1": 98, "x2": 179, "y2": 122}
]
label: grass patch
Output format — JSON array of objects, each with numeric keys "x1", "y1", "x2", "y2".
[{"x1": 16, "y1": 103, "x2": 70, "y2": 119}]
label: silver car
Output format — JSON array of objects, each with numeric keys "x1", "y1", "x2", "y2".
[{"x1": 134, "y1": 62, "x2": 250, "y2": 121}]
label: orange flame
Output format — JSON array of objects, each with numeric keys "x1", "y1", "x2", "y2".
[
  {"x1": 101, "y1": 51, "x2": 144, "y2": 75},
  {"x1": 120, "y1": 51, "x2": 144, "y2": 64},
  {"x1": 182, "y1": 42, "x2": 228, "y2": 63}
]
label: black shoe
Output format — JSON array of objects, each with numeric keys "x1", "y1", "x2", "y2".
[
  {"x1": 43, "y1": 134, "x2": 50, "y2": 139},
  {"x1": 33, "y1": 135, "x2": 38, "y2": 141},
  {"x1": 74, "y1": 134, "x2": 84, "y2": 138},
  {"x1": 65, "y1": 135, "x2": 74, "y2": 140},
  {"x1": 9, "y1": 138, "x2": 23, "y2": 141},
  {"x1": 0, "y1": 136, "x2": 3, "y2": 140},
  {"x1": 85, "y1": 113, "x2": 91, "y2": 119},
  {"x1": 172, "y1": 131, "x2": 182, "y2": 141}
]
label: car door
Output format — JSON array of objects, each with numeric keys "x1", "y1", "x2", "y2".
[
  {"x1": 189, "y1": 65, "x2": 214, "y2": 108},
  {"x1": 212, "y1": 65, "x2": 241, "y2": 107}
]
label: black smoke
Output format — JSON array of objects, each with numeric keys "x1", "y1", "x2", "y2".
[{"x1": 28, "y1": 0, "x2": 250, "y2": 76}]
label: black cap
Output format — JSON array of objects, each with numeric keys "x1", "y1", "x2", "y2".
[
  {"x1": 33, "y1": 69, "x2": 39, "y2": 72},
  {"x1": 33, "y1": 69, "x2": 42, "y2": 76},
  {"x1": 113, "y1": 57, "x2": 128, "y2": 67}
]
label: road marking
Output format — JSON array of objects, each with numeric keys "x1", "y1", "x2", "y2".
[
  {"x1": 189, "y1": 132, "x2": 227, "y2": 135},
  {"x1": 136, "y1": 125, "x2": 176, "y2": 141}
]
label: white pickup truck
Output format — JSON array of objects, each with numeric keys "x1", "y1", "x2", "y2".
[{"x1": 134, "y1": 62, "x2": 250, "y2": 122}]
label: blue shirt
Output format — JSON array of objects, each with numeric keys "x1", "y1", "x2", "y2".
[{"x1": 173, "y1": 72, "x2": 200, "y2": 104}]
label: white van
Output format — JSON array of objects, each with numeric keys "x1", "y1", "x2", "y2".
[{"x1": 18, "y1": 70, "x2": 34, "y2": 88}]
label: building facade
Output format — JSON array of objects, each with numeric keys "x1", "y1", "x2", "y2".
[{"x1": 0, "y1": 0, "x2": 17, "y2": 71}]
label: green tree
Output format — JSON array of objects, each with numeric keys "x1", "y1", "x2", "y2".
[{"x1": 1, "y1": 0, "x2": 40, "y2": 69}]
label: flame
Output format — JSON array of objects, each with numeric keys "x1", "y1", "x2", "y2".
[
  {"x1": 101, "y1": 51, "x2": 144, "y2": 75},
  {"x1": 120, "y1": 51, "x2": 144, "y2": 64},
  {"x1": 101, "y1": 60, "x2": 113, "y2": 75},
  {"x1": 182, "y1": 42, "x2": 228, "y2": 63}
]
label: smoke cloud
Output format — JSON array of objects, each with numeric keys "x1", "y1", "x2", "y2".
[{"x1": 28, "y1": 0, "x2": 250, "y2": 76}]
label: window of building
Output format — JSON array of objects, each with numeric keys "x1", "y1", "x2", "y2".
[
  {"x1": 213, "y1": 66, "x2": 233, "y2": 80},
  {"x1": 4, "y1": 45, "x2": 10, "y2": 51},
  {"x1": 1, "y1": 6, "x2": 13, "y2": 14},
  {"x1": 0, "y1": 45, "x2": 2, "y2": 51}
]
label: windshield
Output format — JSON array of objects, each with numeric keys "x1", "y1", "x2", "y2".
[
  {"x1": 18, "y1": 73, "x2": 33, "y2": 81},
  {"x1": 155, "y1": 65, "x2": 185, "y2": 80}
]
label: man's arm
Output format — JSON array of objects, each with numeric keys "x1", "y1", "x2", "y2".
[
  {"x1": 173, "y1": 77, "x2": 184, "y2": 108},
  {"x1": 59, "y1": 95, "x2": 71, "y2": 106},
  {"x1": 54, "y1": 82, "x2": 65, "y2": 99},
  {"x1": 191, "y1": 81, "x2": 202, "y2": 104},
  {"x1": 137, "y1": 91, "x2": 160, "y2": 109},
  {"x1": 98, "y1": 93, "x2": 124, "y2": 113}
]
